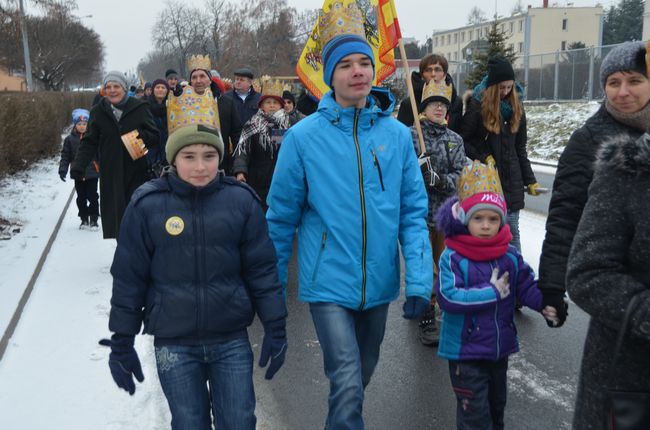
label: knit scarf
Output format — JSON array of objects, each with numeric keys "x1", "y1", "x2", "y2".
[
  {"x1": 605, "y1": 99, "x2": 650, "y2": 132},
  {"x1": 235, "y1": 109, "x2": 289, "y2": 158},
  {"x1": 445, "y1": 224, "x2": 513, "y2": 261},
  {"x1": 472, "y1": 76, "x2": 524, "y2": 121}
]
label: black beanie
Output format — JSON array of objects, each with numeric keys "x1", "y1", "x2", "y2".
[
  {"x1": 486, "y1": 56, "x2": 515, "y2": 87},
  {"x1": 165, "y1": 69, "x2": 178, "y2": 78},
  {"x1": 282, "y1": 90, "x2": 295, "y2": 104}
]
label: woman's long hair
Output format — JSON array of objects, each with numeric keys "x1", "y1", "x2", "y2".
[{"x1": 480, "y1": 84, "x2": 523, "y2": 134}]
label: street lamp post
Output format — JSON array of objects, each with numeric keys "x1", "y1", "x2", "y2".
[{"x1": 18, "y1": 0, "x2": 33, "y2": 92}]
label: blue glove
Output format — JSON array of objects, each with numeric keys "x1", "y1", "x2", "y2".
[
  {"x1": 108, "y1": 334, "x2": 144, "y2": 395},
  {"x1": 259, "y1": 319, "x2": 287, "y2": 380},
  {"x1": 402, "y1": 296, "x2": 430, "y2": 319}
]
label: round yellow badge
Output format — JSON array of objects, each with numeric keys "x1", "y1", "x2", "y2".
[{"x1": 165, "y1": 216, "x2": 185, "y2": 236}]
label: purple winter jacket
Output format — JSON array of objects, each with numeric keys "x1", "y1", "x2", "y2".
[{"x1": 434, "y1": 197, "x2": 543, "y2": 361}]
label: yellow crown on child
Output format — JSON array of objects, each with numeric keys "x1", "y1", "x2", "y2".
[
  {"x1": 167, "y1": 86, "x2": 220, "y2": 135},
  {"x1": 421, "y1": 80, "x2": 453, "y2": 105},
  {"x1": 458, "y1": 159, "x2": 504, "y2": 202},
  {"x1": 187, "y1": 55, "x2": 211, "y2": 72},
  {"x1": 319, "y1": 0, "x2": 366, "y2": 48},
  {"x1": 261, "y1": 78, "x2": 284, "y2": 98}
]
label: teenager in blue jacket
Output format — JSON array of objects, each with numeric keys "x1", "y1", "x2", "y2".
[{"x1": 106, "y1": 124, "x2": 287, "y2": 430}]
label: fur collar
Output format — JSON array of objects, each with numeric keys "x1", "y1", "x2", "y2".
[
  {"x1": 597, "y1": 132, "x2": 650, "y2": 175},
  {"x1": 435, "y1": 196, "x2": 469, "y2": 237}
]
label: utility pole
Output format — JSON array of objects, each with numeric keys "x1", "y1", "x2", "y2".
[{"x1": 18, "y1": 0, "x2": 33, "y2": 91}]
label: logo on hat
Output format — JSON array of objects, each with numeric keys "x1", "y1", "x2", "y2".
[{"x1": 165, "y1": 216, "x2": 185, "y2": 236}]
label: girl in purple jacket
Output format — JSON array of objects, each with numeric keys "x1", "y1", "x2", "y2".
[{"x1": 434, "y1": 173, "x2": 556, "y2": 429}]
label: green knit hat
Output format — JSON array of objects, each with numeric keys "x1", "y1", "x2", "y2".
[{"x1": 165, "y1": 125, "x2": 224, "y2": 164}]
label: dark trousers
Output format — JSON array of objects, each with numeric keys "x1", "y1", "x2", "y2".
[
  {"x1": 74, "y1": 178, "x2": 99, "y2": 219},
  {"x1": 448, "y1": 358, "x2": 508, "y2": 430}
]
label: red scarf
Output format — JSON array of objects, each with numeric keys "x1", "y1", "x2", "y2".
[{"x1": 445, "y1": 224, "x2": 513, "y2": 261}]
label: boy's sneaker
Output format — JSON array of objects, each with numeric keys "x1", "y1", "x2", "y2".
[
  {"x1": 418, "y1": 309, "x2": 439, "y2": 347},
  {"x1": 79, "y1": 217, "x2": 89, "y2": 230},
  {"x1": 89, "y1": 216, "x2": 99, "y2": 230}
]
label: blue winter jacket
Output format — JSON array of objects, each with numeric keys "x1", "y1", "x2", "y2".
[
  {"x1": 109, "y1": 171, "x2": 287, "y2": 345},
  {"x1": 266, "y1": 88, "x2": 433, "y2": 311},
  {"x1": 434, "y1": 198, "x2": 543, "y2": 361}
]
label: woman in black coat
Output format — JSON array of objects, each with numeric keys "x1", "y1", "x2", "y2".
[
  {"x1": 460, "y1": 56, "x2": 539, "y2": 252},
  {"x1": 71, "y1": 71, "x2": 159, "y2": 239},
  {"x1": 566, "y1": 131, "x2": 650, "y2": 430},
  {"x1": 538, "y1": 41, "x2": 649, "y2": 327}
]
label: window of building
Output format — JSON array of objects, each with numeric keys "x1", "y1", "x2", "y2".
[
  {"x1": 518, "y1": 42, "x2": 524, "y2": 53},
  {"x1": 453, "y1": 33, "x2": 457, "y2": 44},
  {"x1": 434, "y1": 36, "x2": 438, "y2": 47},
  {"x1": 461, "y1": 32, "x2": 465, "y2": 43},
  {"x1": 501, "y1": 23, "x2": 505, "y2": 32},
  {"x1": 509, "y1": 22, "x2": 514, "y2": 33},
  {"x1": 447, "y1": 34, "x2": 451, "y2": 44},
  {"x1": 561, "y1": 40, "x2": 566, "y2": 51},
  {"x1": 479, "y1": 28, "x2": 483, "y2": 38},
  {"x1": 519, "y1": 20, "x2": 524, "y2": 32},
  {"x1": 562, "y1": 18, "x2": 568, "y2": 30},
  {"x1": 509, "y1": 43, "x2": 514, "y2": 51},
  {"x1": 453, "y1": 52, "x2": 458, "y2": 61}
]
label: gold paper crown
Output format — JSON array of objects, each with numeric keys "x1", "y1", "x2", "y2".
[
  {"x1": 187, "y1": 55, "x2": 211, "y2": 72},
  {"x1": 261, "y1": 79, "x2": 284, "y2": 98},
  {"x1": 283, "y1": 83, "x2": 292, "y2": 92},
  {"x1": 458, "y1": 159, "x2": 504, "y2": 202},
  {"x1": 421, "y1": 80, "x2": 453, "y2": 105},
  {"x1": 167, "y1": 86, "x2": 221, "y2": 135},
  {"x1": 319, "y1": 0, "x2": 366, "y2": 48}
]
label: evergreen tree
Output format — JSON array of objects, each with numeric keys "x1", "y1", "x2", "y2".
[
  {"x1": 603, "y1": 0, "x2": 644, "y2": 45},
  {"x1": 465, "y1": 21, "x2": 517, "y2": 89}
]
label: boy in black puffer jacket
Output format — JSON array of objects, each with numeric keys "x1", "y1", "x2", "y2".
[
  {"x1": 58, "y1": 108, "x2": 99, "y2": 229},
  {"x1": 106, "y1": 124, "x2": 287, "y2": 429}
]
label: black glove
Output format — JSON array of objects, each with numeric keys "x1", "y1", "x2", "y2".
[
  {"x1": 106, "y1": 334, "x2": 144, "y2": 395},
  {"x1": 259, "y1": 319, "x2": 287, "y2": 380},
  {"x1": 59, "y1": 172, "x2": 66, "y2": 182},
  {"x1": 402, "y1": 296, "x2": 430, "y2": 319},
  {"x1": 433, "y1": 174, "x2": 447, "y2": 192},
  {"x1": 69, "y1": 169, "x2": 83, "y2": 181},
  {"x1": 541, "y1": 291, "x2": 569, "y2": 328}
]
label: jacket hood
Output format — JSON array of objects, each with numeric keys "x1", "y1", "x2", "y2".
[
  {"x1": 435, "y1": 196, "x2": 469, "y2": 237},
  {"x1": 317, "y1": 86, "x2": 395, "y2": 123},
  {"x1": 597, "y1": 132, "x2": 650, "y2": 175}
]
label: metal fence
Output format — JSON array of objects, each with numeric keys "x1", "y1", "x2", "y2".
[{"x1": 446, "y1": 43, "x2": 624, "y2": 101}]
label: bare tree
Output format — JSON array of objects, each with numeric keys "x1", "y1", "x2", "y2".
[{"x1": 467, "y1": 6, "x2": 487, "y2": 25}]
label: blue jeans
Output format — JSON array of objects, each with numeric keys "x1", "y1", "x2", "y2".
[
  {"x1": 155, "y1": 338, "x2": 256, "y2": 430},
  {"x1": 448, "y1": 359, "x2": 508, "y2": 430},
  {"x1": 506, "y1": 210, "x2": 521, "y2": 252},
  {"x1": 309, "y1": 302, "x2": 389, "y2": 430}
]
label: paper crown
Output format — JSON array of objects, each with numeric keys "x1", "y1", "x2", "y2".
[
  {"x1": 187, "y1": 55, "x2": 211, "y2": 72},
  {"x1": 167, "y1": 86, "x2": 221, "y2": 135},
  {"x1": 458, "y1": 159, "x2": 504, "y2": 202},
  {"x1": 421, "y1": 80, "x2": 453, "y2": 105},
  {"x1": 261, "y1": 78, "x2": 284, "y2": 98},
  {"x1": 319, "y1": 0, "x2": 366, "y2": 48}
]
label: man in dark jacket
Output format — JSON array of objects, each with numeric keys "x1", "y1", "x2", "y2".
[
  {"x1": 397, "y1": 54, "x2": 463, "y2": 133},
  {"x1": 223, "y1": 67, "x2": 260, "y2": 128},
  {"x1": 71, "y1": 71, "x2": 159, "y2": 240}
]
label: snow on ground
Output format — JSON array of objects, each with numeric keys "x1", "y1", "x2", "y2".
[{"x1": 0, "y1": 154, "x2": 553, "y2": 428}]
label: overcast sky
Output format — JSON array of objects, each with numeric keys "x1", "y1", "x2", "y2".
[{"x1": 56, "y1": 0, "x2": 609, "y2": 74}]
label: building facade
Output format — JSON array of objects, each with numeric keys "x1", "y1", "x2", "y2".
[
  {"x1": 0, "y1": 67, "x2": 27, "y2": 92},
  {"x1": 431, "y1": 4, "x2": 604, "y2": 66}
]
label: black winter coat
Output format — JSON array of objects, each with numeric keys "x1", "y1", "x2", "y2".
[
  {"x1": 566, "y1": 133, "x2": 650, "y2": 430},
  {"x1": 72, "y1": 97, "x2": 159, "y2": 239},
  {"x1": 59, "y1": 129, "x2": 98, "y2": 180},
  {"x1": 109, "y1": 172, "x2": 286, "y2": 345},
  {"x1": 217, "y1": 94, "x2": 242, "y2": 176},
  {"x1": 538, "y1": 105, "x2": 644, "y2": 296},
  {"x1": 396, "y1": 71, "x2": 463, "y2": 133},
  {"x1": 224, "y1": 88, "x2": 260, "y2": 129},
  {"x1": 460, "y1": 97, "x2": 535, "y2": 212}
]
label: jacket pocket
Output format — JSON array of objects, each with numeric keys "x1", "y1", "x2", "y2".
[
  {"x1": 145, "y1": 292, "x2": 163, "y2": 333},
  {"x1": 370, "y1": 149, "x2": 385, "y2": 192},
  {"x1": 312, "y1": 232, "x2": 328, "y2": 282}
]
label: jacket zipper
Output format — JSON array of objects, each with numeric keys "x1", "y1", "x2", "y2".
[
  {"x1": 492, "y1": 261, "x2": 500, "y2": 359},
  {"x1": 353, "y1": 109, "x2": 367, "y2": 310},
  {"x1": 200, "y1": 195, "x2": 208, "y2": 340},
  {"x1": 371, "y1": 149, "x2": 385, "y2": 192},
  {"x1": 312, "y1": 232, "x2": 328, "y2": 282},
  {"x1": 193, "y1": 192, "x2": 202, "y2": 333}
]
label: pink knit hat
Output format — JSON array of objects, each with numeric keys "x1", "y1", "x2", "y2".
[{"x1": 459, "y1": 192, "x2": 507, "y2": 226}]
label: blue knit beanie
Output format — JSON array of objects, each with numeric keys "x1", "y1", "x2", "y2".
[
  {"x1": 72, "y1": 108, "x2": 90, "y2": 125},
  {"x1": 322, "y1": 34, "x2": 375, "y2": 88}
]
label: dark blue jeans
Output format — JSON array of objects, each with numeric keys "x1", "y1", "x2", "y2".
[
  {"x1": 309, "y1": 302, "x2": 389, "y2": 430},
  {"x1": 155, "y1": 338, "x2": 256, "y2": 430},
  {"x1": 448, "y1": 358, "x2": 508, "y2": 430},
  {"x1": 506, "y1": 211, "x2": 521, "y2": 252}
]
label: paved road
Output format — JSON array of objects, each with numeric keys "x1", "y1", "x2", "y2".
[{"x1": 252, "y1": 235, "x2": 588, "y2": 429}]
